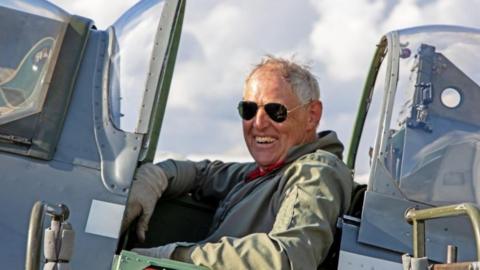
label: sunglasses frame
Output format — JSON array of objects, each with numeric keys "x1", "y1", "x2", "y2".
[{"x1": 237, "y1": 101, "x2": 308, "y2": 123}]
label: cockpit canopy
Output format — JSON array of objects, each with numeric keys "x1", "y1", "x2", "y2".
[
  {"x1": 374, "y1": 26, "x2": 480, "y2": 207},
  {"x1": 0, "y1": 0, "x2": 68, "y2": 125}
]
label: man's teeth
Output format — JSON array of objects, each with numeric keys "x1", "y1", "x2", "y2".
[{"x1": 256, "y1": 136, "x2": 275, "y2": 144}]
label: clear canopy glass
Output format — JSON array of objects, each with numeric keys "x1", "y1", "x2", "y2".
[
  {"x1": 378, "y1": 26, "x2": 480, "y2": 206},
  {"x1": 0, "y1": 0, "x2": 68, "y2": 124},
  {"x1": 108, "y1": 0, "x2": 166, "y2": 133},
  {"x1": 1, "y1": 0, "x2": 68, "y2": 21}
]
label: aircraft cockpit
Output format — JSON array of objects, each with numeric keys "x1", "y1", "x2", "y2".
[
  {"x1": 0, "y1": 0, "x2": 186, "y2": 269},
  {"x1": 380, "y1": 29, "x2": 480, "y2": 207},
  {"x1": 343, "y1": 26, "x2": 480, "y2": 267}
]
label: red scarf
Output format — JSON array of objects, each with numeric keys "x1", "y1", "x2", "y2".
[{"x1": 245, "y1": 160, "x2": 285, "y2": 182}]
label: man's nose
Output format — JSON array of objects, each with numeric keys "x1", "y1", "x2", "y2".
[{"x1": 253, "y1": 107, "x2": 270, "y2": 129}]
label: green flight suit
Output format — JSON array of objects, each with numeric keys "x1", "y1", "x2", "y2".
[{"x1": 156, "y1": 130, "x2": 353, "y2": 269}]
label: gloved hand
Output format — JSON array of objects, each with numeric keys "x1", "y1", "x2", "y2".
[
  {"x1": 122, "y1": 163, "x2": 168, "y2": 242},
  {"x1": 132, "y1": 243, "x2": 177, "y2": 259}
]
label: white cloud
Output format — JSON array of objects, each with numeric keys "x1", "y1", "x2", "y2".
[
  {"x1": 382, "y1": 0, "x2": 423, "y2": 30},
  {"x1": 48, "y1": 0, "x2": 136, "y2": 29},
  {"x1": 384, "y1": 0, "x2": 480, "y2": 30},
  {"x1": 308, "y1": 0, "x2": 385, "y2": 81}
]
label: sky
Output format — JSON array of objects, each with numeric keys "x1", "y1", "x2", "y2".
[{"x1": 48, "y1": 0, "x2": 480, "y2": 176}]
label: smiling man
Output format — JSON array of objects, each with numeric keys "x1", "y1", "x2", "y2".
[
  {"x1": 123, "y1": 56, "x2": 353, "y2": 269},
  {"x1": 241, "y1": 60, "x2": 321, "y2": 168}
]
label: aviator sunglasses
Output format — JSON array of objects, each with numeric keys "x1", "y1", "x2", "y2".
[{"x1": 237, "y1": 101, "x2": 308, "y2": 123}]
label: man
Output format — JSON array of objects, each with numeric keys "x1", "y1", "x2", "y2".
[{"x1": 122, "y1": 56, "x2": 353, "y2": 269}]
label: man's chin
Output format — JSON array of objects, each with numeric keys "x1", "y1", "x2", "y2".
[
  {"x1": 253, "y1": 156, "x2": 279, "y2": 168},
  {"x1": 249, "y1": 146, "x2": 284, "y2": 167}
]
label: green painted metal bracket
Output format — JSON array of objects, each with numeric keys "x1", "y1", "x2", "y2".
[
  {"x1": 405, "y1": 203, "x2": 480, "y2": 260},
  {"x1": 140, "y1": 0, "x2": 186, "y2": 163},
  {"x1": 346, "y1": 37, "x2": 387, "y2": 170},
  {"x1": 112, "y1": 251, "x2": 207, "y2": 270}
]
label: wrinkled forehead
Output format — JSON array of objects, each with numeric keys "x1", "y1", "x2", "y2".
[
  {"x1": 243, "y1": 67, "x2": 292, "y2": 95},
  {"x1": 245, "y1": 63, "x2": 288, "y2": 84},
  {"x1": 242, "y1": 69, "x2": 300, "y2": 105}
]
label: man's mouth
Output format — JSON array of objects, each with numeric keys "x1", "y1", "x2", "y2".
[{"x1": 255, "y1": 136, "x2": 276, "y2": 144}]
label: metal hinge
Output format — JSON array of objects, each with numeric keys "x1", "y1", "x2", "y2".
[{"x1": 0, "y1": 133, "x2": 32, "y2": 145}]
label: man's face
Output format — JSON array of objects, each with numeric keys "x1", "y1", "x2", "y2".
[{"x1": 242, "y1": 69, "x2": 314, "y2": 169}]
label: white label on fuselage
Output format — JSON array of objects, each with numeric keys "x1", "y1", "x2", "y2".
[
  {"x1": 85, "y1": 200, "x2": 125, "y2": 239},
  {"x1": 338, "y1": 251, "x2": 403, "y2": 270}
]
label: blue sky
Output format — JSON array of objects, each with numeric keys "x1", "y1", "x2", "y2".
[{"x1": 49, "y1": 0, "x2": 480, "y2": 174}]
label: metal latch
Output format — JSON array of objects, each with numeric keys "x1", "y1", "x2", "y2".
[{"x1": 26, "y1": 201, "x2": 75, "y2": 270}]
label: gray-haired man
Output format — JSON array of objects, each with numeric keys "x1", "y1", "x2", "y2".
[{"x1": 122, "y1": 56, "x2": 353, "y2": 269}]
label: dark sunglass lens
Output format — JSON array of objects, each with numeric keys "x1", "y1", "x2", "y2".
[
  {"x1": 265, "y1": 103, "x2": 287, "y2": 122},
  {"x1": 238, "y1": 101, "x2": 258, "y2": 120}
]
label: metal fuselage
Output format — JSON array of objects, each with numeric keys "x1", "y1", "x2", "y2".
[{"x1": 0, "y1": 1, "x2": 185, "y2": 269}]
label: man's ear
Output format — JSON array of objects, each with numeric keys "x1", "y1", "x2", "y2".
[{"x1": 307, "y1": 100, "x2": 322, "y2": 131}]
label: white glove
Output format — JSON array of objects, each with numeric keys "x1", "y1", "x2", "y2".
[
  {"x1": 122, "y1": 163, "x2": 168, "y2": 242},
  {"x1": 132, "y1": 243, "x2": 177, "y2": 259}
]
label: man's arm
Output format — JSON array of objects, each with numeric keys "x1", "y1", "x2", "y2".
[
  {"x1": 170, "y1": 153, "x2": 353, "y2": 269},
  {"x1": 158, "y1": 159, "x2": 254, "y2": 201},
  {"x1": 123, "y1": 159, "x2": 254, "y2": 240}
]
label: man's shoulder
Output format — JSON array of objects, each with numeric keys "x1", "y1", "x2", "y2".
[
  {"x1": 284, "y1": 149, "x2": 352, "y2": 184},
  {"x1": 294, "y1": 149, "x2": 346, "y2": 169},
  {"x1": 282, "y1": 149, "x2": 353, "y2": 194}
]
